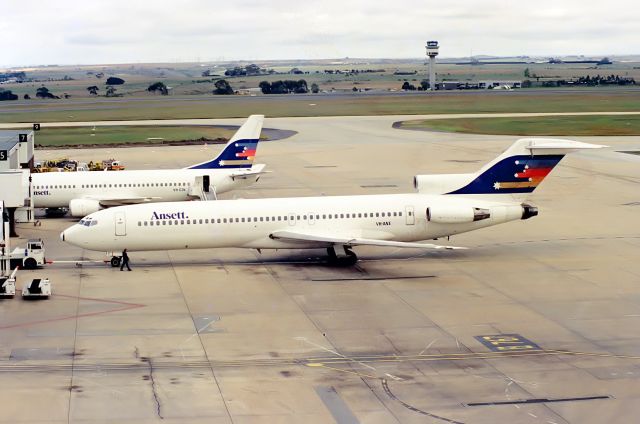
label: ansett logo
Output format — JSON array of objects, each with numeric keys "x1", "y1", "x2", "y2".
[{"x1": 152, "y1": 211, "x2": 188, "y2": 220}]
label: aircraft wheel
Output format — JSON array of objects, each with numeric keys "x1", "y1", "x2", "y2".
[
  {"x1": 343, "y1": 246, "x2": 358, "y2": 266},
  {"x1": 327, "y1": 247, "x2": 338, "y2": 263},
  {"x1": 110, "y1": 256, "x2": 121, "y2": 268}
]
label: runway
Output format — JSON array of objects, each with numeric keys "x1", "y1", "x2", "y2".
[
  {"x1": 1, "y1": 115, "x2": 639, "y2": 423},
  {"x1": 2, "y1": 110, "x2": 640, "y2": 129}
]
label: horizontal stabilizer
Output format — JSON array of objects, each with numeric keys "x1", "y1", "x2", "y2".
[
  {"x1": 443, "y1": 138, "x2": 606, "y2": 197},
  {"x1": 270, "y1": 230, "x2": 466, "y2": 250},
  {"x1": 229, "y1": 164, "x2": 269, "y2": 180},
  {"x1": 524, "y1": 138, "x2": 607, "y2": 152}
]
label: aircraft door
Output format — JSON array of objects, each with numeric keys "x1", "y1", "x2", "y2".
[
  {"x1": 203, "y1": 175, "x2": 210, "y2": 193},
  {"x1": 405, "y1": 206, "x2": 415, "y2": 225},
  {"x1": 115, "y1": 211, "x2": 127, "y2": 236},
  {"x1": 288, "y1": 213, "x2": 296, "y2": 226}
]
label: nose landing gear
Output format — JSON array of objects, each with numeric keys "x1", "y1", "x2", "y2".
[{"x1": 327, "y1": 245, "x2": 358, "y2": 266}]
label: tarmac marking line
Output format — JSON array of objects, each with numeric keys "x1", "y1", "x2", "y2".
[
  {"x1": 381, "y1": 379, "x2": 464, "y2": 424},
  {"x1": 465, "y1": 395, "x2": 612, "y2": 407},
  {"x1": 0, "y1": 294, "x2": 146, "y2": 331}
]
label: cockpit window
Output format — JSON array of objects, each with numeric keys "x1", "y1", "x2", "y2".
[{"x1": 78, "y1": 219, "x2": 97, "y2": 227}]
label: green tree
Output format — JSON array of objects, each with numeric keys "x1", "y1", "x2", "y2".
[
  {"x1": 401, "y1": 82, "x2": 416, "y2": 90},
  {"x1": 259, "y1": 81, "x2": 271, "y2": 94},
  {"x1": 147, "y1": 82, "x2": 168, "y2": 95},
  {"x1": 295, "y1": 79, "x2": 308, "y2": 93},
  {"x1": 0, "y1": 89, "x2": 18, "y2": 101},
  {"x1": 106, "y1": 76, "x2": 125, "y2": 85},
  {"x1": 36, "y1": 86, "x2": 58, "y2": 99},
  {"x1": 213, "y1": 79, "x2": 234, "y2": 95},
  {"x1": 105, "y1": 85, "x2": 117, "y2": 97},
  {"x1": 524, "y1": 68, "x2": 530, "y2": 78},
  {"x1": 87, "y1": 86, "x2": 99, "y2": 95},
  {"x1": 311, "y1": 83, "x2": 319, "y2": 93}
]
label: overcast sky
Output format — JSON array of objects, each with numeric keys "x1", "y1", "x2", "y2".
[{"x1": 2, "y1": 0, "x2": 638, "y2": 66}]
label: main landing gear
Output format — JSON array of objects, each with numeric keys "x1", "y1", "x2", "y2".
[
  {"x1": 110, "y1": 256, "x2": 121, "y2": 268},
  {"x1": 327, "y1": 246, "x2": 358, "y2": 266}
]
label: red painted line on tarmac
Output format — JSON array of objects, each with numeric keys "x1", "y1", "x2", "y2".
[{"x1": 0, "y1": 294, "x2": 146, "y2": 331}]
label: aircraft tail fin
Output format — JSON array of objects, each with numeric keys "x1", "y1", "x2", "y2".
[
  {"x1": 187, "y1": 115, "x2": 264, "y2": 169},
  {"x1": 415, "y1": 138, "x2": 605, "y2": 199}
]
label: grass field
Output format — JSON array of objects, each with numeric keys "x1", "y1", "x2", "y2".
[
  {"x1": 34, "y1": 125, "x2": 237, "y2": 147},
  {"x1": 396, "y1": 115, "x2": 640, "y2": 136},
  {"x1": 2, "y1": 91, "x2": 640, "y2": 123}
]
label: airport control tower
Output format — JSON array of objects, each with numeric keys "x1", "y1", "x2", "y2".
[{"x1": 425, "y1": 40, "x2": 439, "y2": 90}]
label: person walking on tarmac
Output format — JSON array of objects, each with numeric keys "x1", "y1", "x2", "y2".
[{"x1": 120, "y1": 248, "x2": 131, "y2": 271}]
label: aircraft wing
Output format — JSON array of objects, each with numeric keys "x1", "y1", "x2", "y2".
[
  {"x1": 86, "y1": 196, "x2": 160, "y2": 207},
  {"x1": 269, "y1": 230, "x2": 466, "y2": 250}
]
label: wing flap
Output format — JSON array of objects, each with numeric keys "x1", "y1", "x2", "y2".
[{"x1": 270, "y1": 230, "x2": 466, "y2": 250}]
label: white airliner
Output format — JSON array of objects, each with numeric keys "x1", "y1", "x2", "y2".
[
  {"x1": 61, "y1": 138, "x2": 604, "y2": 265},
  {"x1": 32, "y1": 115, "x2": 266, "y2": 217}
]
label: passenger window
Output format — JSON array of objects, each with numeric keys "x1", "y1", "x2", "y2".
[
  {"x1": 322, "y1": 214, "x2": 326, "y2": 219},
  {"x1": 376, "y1": 213, "x2": 379, "y2": 217},
  {"x1": 266, "y1": 217, "x2": 270, "y2": 222},
  {"x1": 235, "y1": 218, "x2": 239, "y2": 223},
  {"x1": 340, "y1": 214, "x2": 344, "y2": 218},
  {"x1": 316, "y1": 215, "x2": 320, "y2": 219},
  {"x1": 303, "y1": 215, "x2": 307, "y2": 220},
  {"x1": 399, "y1": 212, "x2": 403, "y2": 216},
  {"x1": 180, "y1": 220, "x2": 184, "y2": 225},
  {"x1": 174, "y1": 220, "x2": 178, "y2": 225},
  {"x1": 253, "y1": 217, "x2": 257, "y2": 222},
  {"x1": 223, "y1": 218, "x2": 227, "y2": 223},
  {"x1": 217, "y1": 219, "x2": 221, "y2": 223},
  {"x1": 328, "y1": 214, "x2": 332, "y2": 219},
  {"x1": 277, "y1": 216, "x2": 281, "y2": 221},
  {"x1": 138, "y1": 222, "x2": 141, "y2": 226},
  {"x1": 283, "y1": 216, "x2": 288, "y2": 221},
  {"x1": 205, "y1": 219, "x2": 209, "y2": 224},
  {"x1": 163, "y1": 221, "x2": 166, "y2": 225},
  {"x1": 260, "y1": 217, "x2": 263, "y2": 222},
  {"x1": 186, "y1": 220, "x2": 191, "y2": 224},
  {"x1": 144, "y1": 221, "x2": 148, "y2": 226},
  {"x1": 168, "y1": 221, "x2": 172, "y2": 225},
  {"x1": 199, "y1": 219, "x2": 203, "y2": 224}
]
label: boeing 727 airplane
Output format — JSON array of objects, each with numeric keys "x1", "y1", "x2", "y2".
[
  {"x1": 61, "y1": 138, "x2": 604, "y2": 265},
  {"x1": 33, "y1": 115, "x2": 265, "y2": 217}
]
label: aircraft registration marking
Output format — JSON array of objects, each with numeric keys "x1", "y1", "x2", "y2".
[{"x1": 475, "y1": 334, "x2": 541, "y2": 352}]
